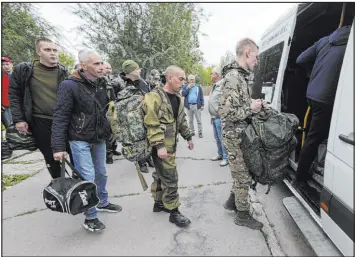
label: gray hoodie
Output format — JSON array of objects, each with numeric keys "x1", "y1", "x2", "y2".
[{"x1": 208, "y1": 79, "x2": 224, "y2": 118}]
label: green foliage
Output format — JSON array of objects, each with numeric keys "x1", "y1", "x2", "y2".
[
  {"x1": 58, "y1": 52, "x2": 75, "y2": 71},
  {"x1": 73, "y1": 3, "x2": 207, "y2": 74},
  {"x1": 1, "y1": 3, "x2": 61, "y2": 64},
  {"x1": 2, "y1": 174, "x2": 32, "y2": 191}
]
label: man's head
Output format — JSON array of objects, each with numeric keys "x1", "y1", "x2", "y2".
[
  {"x1": 150, "y1": 69, "x2": 160, "y2": 80},
  {"x1": 188, "y1": 74, "x2": 195, "y2": 84},
  {"x1": 210, "y1": 67, "x2": 221, "y2": 83},
  {"x1": 78, "y1": 49, "x2": 104, "y2": 81},
  {"x1": 122, "y1": 60, "x2": 141, "y2": 77},
  {"x1": 164, "y1": 66, "x2": 186, "y2": 92},
  {"x1": 74, "y1": 63, "x2": 81, "y2": 70},
  {"x1": 1, "y1": 57, "x2": 13, "y2": 74},
  {"x1": 103, "y1": 62, "x2": 112, "y2": 75},
  {"x1": 235, "y1": 38, "x2": 259, "y2": 72},
  {"x1": 35, "y1": 37, "x2": 59, "y2": 67}
]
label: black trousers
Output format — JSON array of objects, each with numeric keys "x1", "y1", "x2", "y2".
[
  {"x1": 32, "y1": 116, "x2": 73, "y2": 179},
  {"x1": 296, "y1": 99, "x2": 333, "y2": 182},
  {"x1": 106, "y1": 134, "x2": 118, "y2": 159}
]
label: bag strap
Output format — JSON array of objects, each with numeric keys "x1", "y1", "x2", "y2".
[
  {"x1": 78, "y1": 82, "x2": 105, "y2": 111},
  {"x1": 59, "y1": 158, "x2": 86, "y2": 190}
]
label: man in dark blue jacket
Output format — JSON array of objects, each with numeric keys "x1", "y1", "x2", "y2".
[
  {"x1": 294, "y1": 25, "x2": 351, "y2": 187},
  {"x1": 52, "y1": 49, "x2": 121, "y2": 232},
  {"x1": 181, "y1": 75, "x2": 204, "y2": 138}
]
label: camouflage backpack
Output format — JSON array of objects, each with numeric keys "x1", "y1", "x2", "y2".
[
  {"x1": 106, "y1": 84, "x2": 152, "y2": 162},
  {"x1": 241, "y1": 109, "x2": 299, "y2": 194}
]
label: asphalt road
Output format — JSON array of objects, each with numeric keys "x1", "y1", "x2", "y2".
[{"x1": 2, "y1": 97, "x2": 314, "y2": 256}]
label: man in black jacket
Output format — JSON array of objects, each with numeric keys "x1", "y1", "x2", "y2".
[
  {"x1": 9, "y1": 37, "x2": 72, "y2": 179},
  {"x1": 294, "y1": 25, "x2": 351, "y2": 188},
  {"x1": 52, "y1": 49, "x2": 121, "y2": 232}
]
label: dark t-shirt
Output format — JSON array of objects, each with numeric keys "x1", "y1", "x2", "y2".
[{"x1": 166, "y1": 92, "x2": 179, "y2": 120}]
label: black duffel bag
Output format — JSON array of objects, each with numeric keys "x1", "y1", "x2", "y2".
[{"x1": 43, "y1": 158, "x2": 99, "y2": 215}]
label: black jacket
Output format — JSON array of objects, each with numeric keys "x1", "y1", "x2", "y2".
[
  {"x1": 296, "y1": 25, "x2": 351, "y2": 105},
  {"x1": 51, "y1": 71, "x2": 111, "y2": 153},
  {"x1": 9, "y1": 60, "x2": 69, "y2": 124}
]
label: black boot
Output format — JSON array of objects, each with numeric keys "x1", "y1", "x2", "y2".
[
  {"x1": 153, "y1": 201, "x2": 171, "y2": 213},
  {"x1": 234, "y1": 211, "x2": 263, "y2": 230},
  {"x1": 113, "y1": 150, "x2": 121, "y2": 156},
  {"x1": 169, "y1": 208, "x2": 191, "y2": 227},
  {"x1": 223, "y1": 192, "x2": 237, "y2": 212},
  {"x1": 146, "y1": 157, "x2": 155, "y2": 168},
  {"x1": 106, "y1": 157, "x2": 113, "y2": 164}
]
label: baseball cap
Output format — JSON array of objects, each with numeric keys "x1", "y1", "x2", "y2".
[{"x1": 1, "y1": 57, "x2": 12, "y2": 63}]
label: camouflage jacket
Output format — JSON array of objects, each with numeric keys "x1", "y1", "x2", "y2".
[
  {"x1": 142, "y1": 86, "x2": 191, "y2": 152},
  {"x1": 218, "y1": 61, "x2": 253, "y2": 138}
]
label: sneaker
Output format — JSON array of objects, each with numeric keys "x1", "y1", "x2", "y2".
[
  {"x1": 220, "y1": 159, "x2": 229, "y2": 166},
  {"x1": 211, "y1": 155, "x2": 223, "y2": 161},
  {"x1": 97, "y1": 203, "x2": 122, "y2": 213},
  {"x1": 106, "y1": 157, "x2": 113, "y2": 164},
  {"x1": 83, "y1": 218, "x2": 106, "y2": 232},
  {"x1": 199, "y1": 134, "x2": 203, "y2": 138}
]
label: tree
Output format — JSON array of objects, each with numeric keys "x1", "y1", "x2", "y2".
[
  {"x1": 1, "y1": 3, "x2": 61, "y2": 64},
  {"x1": 218, "y1": 50, "x2": 235, "y2": 73},
  {"x1": 58, "y1": 52, "x2": 75, "y2": 71},
  {"x1": 72, "y1": 3, "x2": 207, "y2": 72}
]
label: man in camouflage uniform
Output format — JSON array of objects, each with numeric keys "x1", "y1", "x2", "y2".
[
  {"x1": 148, "y1": 69, "x2": 163, "y2": 91},
  {"x1": 103, "y1": 62, "x2": 122, "y2": 164},
  {"x1": 142, "y1": 65, "x2": 194, "y2": 228},
  {"x1": 219, "y1": 38, "x2": 268, "y2": 230}
]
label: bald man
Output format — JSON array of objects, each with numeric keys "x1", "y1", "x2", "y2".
[{"x1": 143, "y1": 65, "x2": 193, "y2": 228}]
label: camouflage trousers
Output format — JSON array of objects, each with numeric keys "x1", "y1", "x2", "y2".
[
  {"x1": 151, "y1": 148, "x2": 180, "y2": 210},
  {"x1": 222, "y1": 136, "x2": 252, "y2": 212}
]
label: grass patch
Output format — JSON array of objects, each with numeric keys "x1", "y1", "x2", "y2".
[
  {"x1": 112, "y1": 192, "x2": 140, "y2": 198},
  {"x1": 15, "y1": 208, "x2": 39, "y2": 217},
  {"x1": 2, "y1": 174, "x2": 32, "y2": 191},
  {"x1": 194, "y1": 184, "x2": 204, "y2": 188},
  {"x1": 3, "y1": 161, "x2": 33, "y2": 165}
]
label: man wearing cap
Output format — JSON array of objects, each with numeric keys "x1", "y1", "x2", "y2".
[
  {"x1": 9, "y1": 37, "x2": 72, "y2": 179},
  {"x1": 119, "y1": 60, "x2": 154, "y2": 172},
  {"x1": 1, "y1": 57, "x2": 13, "y2": 128}
]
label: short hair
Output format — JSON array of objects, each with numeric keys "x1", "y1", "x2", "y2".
[
  {"x1": 188, "y1": 74, "x2": 195, "y2": 80},
  {"x1": 35, "y1": 37, "x2": 54, "y2": 50},
  {"x1": 74, "y1": 63, "x2": 81, "y2": 70},
  {"x1": 211, "y1": 67, "x2": 221, "y2": 76},
  {"x1": 78, "y1": 49, "x2": 100, "y2": 63},
  {"x1": 163, "y1": 65, "x2": 184, "y2": 78},
  {"x1": 235, "y1": 38, "x2": 258, "y2": 57}
]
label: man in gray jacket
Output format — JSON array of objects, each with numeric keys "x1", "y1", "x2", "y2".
[{"x1": 208, "y1": 67, "x2": 228, "y2": 166}]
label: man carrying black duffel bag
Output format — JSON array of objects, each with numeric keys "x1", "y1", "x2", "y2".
[{"x1": 52, "y1": 49, "x2": 121, "y2": 232}]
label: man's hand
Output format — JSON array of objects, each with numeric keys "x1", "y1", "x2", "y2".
[
  {"x1": 16, "y1": 122, "x2": 29, "y2": 133},
  {"x1": 262, "y1": 100, "x2": 270, "y2": 111},
  {"x1": 188, "y1": 83, "x2": 194, "y2": 89},
  {"x1": 157, "y1": 147, "x2": 168, "y2": 159},
  {"x1": 188, "y1": 140, "x2": 194, "y2": 150},
  {"x1": 251, "y1": 99, "x2": 262, "y2": 112},
  {"x1": 200, "y1": 106, "x2": 204, "y2": 111},
  {"x1": 53, "y1": 152, "x2": 67, "y2": 161},
  {"x1": 1, "y1": 105, "x2": 6, "y2": 113}
]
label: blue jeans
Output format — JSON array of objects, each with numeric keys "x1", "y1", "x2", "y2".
[
  {"x1": 212, "y1": 118, "x2": 227, "y2": 160},
  {"x1": 2, "y1": 108, "x2": 13, "y2": 128},
  {"x1": 69, "y1": 141, "x2": 109, "y2": 220}
]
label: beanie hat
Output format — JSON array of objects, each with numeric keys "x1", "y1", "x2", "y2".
[
  {"x1": 1, "y1": 57, "x2": 12, "y2": 63},
  {"x1": 122, "y1": 60, "x2": 139, "y2": 74}
]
